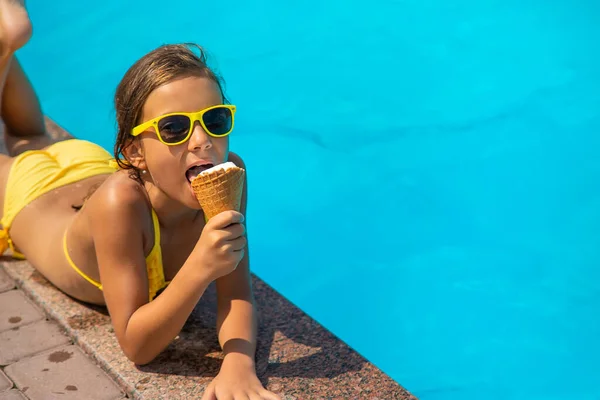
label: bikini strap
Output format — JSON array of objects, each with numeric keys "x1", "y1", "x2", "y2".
[
  {"x1": 62, "y1": 231, "x2": 102, "y2": 290},
  {"x1": 0, "y1": 228, "x2": 25, "y2": 259},
  {"x1": 150, "y1": 209, "x2": 161, "y2": 250}
]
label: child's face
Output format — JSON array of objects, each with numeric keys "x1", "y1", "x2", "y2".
[{"x1": 138, "y1": 75, "x2": 230, "y2": 209}]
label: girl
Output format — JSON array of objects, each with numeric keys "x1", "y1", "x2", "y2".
[{"x1": 0, "y1": 4, "x2": 280, "y2": 398}]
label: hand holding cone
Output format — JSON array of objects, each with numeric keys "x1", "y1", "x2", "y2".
[{"x1": 191, "y1": 162, "x2": 245, "y2": 220}]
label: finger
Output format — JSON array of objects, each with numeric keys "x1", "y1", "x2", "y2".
[
  {"x1": 200, "y1": 383, "x2": 217, "y2": 400},
  {"x1": 220, "y1": 234, "x2": 246, "y2": 253},
  {"x1": 209, "y1": 210, "x2": 244, "y2": 229},
  {"x1": 259, "y1": 389, "x2": 282, "y2": 400},
  {"x1": 232, "y1": 249, "x2": 245, "y2": 263},
  {"x1": 231, "y1": 236, "x2": 248, "y2": 251},
  {"x1": 247, "y1": 390, "x2": 263, "y2": 400},
  {"x1": 228, "y1": 235, "x2": 247, "y2": 251},
  {"x1": 222, "y1": 222, "x2": 246, "y2": 240},
  {"x1": 225, "y1": 249, "x2": 245, "y2": 271},
  {"x1": 228, "y1": 235, "x2": 247, "y2": 252}
]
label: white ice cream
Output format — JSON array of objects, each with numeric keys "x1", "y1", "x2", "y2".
[{"x1": 199, "y1": 161, "x2": 238, "y2": 175}]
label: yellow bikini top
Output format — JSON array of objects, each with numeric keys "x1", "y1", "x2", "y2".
[
  {"x1": 63, "y1": 208, "x2": 170, "y2": 301},
  {"x1": 143, "y1": 209, "x2": 171, "y2": 300}
]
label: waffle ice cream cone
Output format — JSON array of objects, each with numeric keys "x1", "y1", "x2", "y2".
[{"x1": 191, "y1": 162, "x2": 245, "y2": 219}]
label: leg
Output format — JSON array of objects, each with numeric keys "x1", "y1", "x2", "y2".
[
  {"x1": 0, "y1": 0, "x2": 36, "y2": 220},
  {"x1": 2, "y1": 57, "x2": 58, "y2": 155},
  {"x1": 0, "y1": 0, "x2": 62, "y2": 156},
  {"x1": 0, "y1": 0, "x2": 31, "y2": 97}
]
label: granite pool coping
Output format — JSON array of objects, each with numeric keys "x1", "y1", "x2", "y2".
[{"x1": 0, "y1": 118, "x2": 416, "y2": 399}]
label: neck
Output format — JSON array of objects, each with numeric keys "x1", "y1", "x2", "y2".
[{"x1": 143, "y1": 181, "x2": 202, "y2": 227}]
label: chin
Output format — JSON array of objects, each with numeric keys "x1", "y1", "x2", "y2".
[{"x1": 183, "y1": 191, "x2": 203, "y2": 210}]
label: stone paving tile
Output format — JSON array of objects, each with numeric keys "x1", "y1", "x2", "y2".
[
  {"x1": 0, "y1": 370, "x2": 12, "y2": 392},
  {"x1": 0, "y1": 269, "x2": 14, "y2": 293},
  {"x1": 4, "y1": 345, "x2": 125, "y2": 400},
  {"x1": 0, "y1": 291, "x2": 44, "y2": 333},
  {"x1": 0, "y1": 320, "x2": 71, "y2": 365},
  {"x1": 0, "y1": 390, "x2": 27, "y2": 400},
  {"x1": 3, "y1": 259, "x2": 415, "y2": 399}
]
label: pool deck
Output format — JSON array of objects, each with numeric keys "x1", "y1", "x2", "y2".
[{"x1": 0, "y1": 118, "x2": 416, "y2": 400}]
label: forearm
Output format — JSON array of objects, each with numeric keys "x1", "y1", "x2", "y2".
[
  {"x1": 217, "y1": 292, "x2": 258, "y2": 366},
  {"x1": 122, "y1": 265, "x2": 213, "y2": 365}
]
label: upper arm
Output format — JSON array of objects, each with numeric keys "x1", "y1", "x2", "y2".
[
  {"x1": 87, "y1": 180, "x2": 151, "y2": 345},
  {"x1": 216, "y1": 152, "x2": 252, "y2": 300}
]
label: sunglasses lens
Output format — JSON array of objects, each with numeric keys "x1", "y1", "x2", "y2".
[
  {"x1": 203, "y1": 107, "x2": 233, "y2": 136},
  {"x1": 157, "y1": 115, "x2": 191, "y2": 143}
]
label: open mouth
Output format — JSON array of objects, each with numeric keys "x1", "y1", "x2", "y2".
[{"x1": 186, "y1": 164, "x2": 214, "y2": 182}]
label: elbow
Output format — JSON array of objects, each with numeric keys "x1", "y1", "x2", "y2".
[
  {"x1": 118, "y1": 318, "x2": 163, "y2": 365},
  {"x1": 124, "y1": 349, "x2": 158, "y2": 366},
  {"x1": 121, "y1": 341, "x2": 160, "y2": 366}
]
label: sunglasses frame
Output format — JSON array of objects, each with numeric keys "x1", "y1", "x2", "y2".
[{"x1": 131, "y1": 104, "x2": 237, "y2": 145}]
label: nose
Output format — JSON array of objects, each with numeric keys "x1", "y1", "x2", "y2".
[{"x1": 187, "y1": 121, "x2": 212, "y2": 152}]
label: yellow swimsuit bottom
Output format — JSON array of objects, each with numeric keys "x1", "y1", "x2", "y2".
[{"x1": 0, "y1": 139, "x2": 170, "y2": 301}]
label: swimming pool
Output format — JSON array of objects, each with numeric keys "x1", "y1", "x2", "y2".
[{"x1": 19, "y1": 1, "x2": 600, "y2": 399}]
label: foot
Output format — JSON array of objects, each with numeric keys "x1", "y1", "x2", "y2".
[{"x1": 0, "y1": 0, "x2": 32, "y2": 56}]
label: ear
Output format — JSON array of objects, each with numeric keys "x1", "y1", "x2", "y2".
[{"x1": 122, "y1": 138, "x2": 148, "y2": 170}]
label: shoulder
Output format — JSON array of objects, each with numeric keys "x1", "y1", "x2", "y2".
[{"x1": 85, "y1": 172, "x2": 151, "y2": 234}]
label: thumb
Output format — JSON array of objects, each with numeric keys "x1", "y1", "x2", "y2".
[{"x1": 200, "y1": 382, "x2": 217, "y2": 400}]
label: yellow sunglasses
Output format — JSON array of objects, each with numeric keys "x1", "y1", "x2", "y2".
[{"x1": 131, "y1": 104, "x2": 236, "y2": 145}]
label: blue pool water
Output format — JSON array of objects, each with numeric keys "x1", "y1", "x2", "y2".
[{"x1": 19, "y1": 1, "x2": 600, "y2": 399}]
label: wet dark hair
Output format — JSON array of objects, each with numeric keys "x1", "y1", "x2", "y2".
[{"x1": 113, "y1": 43, "x2": 228, "y2": 177}]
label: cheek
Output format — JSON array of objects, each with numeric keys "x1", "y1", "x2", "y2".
[
  {"x1": 213, "y1": 137, "x2": 230, "y2": 162},
  {"x1": 144, "y1": 142, "x2": 181, "y2": 178}
]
